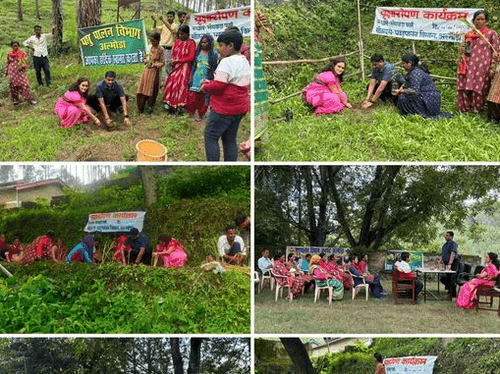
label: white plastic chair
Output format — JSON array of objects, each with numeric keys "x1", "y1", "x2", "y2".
[
  {"x1": 271, "y1": 270, "x2": 292, "y2": 302},
  {"x1": 313, "y1": 278, "x2": 333, "y2": 305},
  {"x1": 348, "y1": 271, "x2": 369, "y2": 300},
  {"x1": 259, "y1": 271, "x2": 274, "y2": 293}
]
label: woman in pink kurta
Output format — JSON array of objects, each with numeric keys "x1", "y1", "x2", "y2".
[
  {"x1": 457, "y1": 10, "x2": 499, "y2": 113},
  {"x1": 457, "y1": 252, "x2": 500, "y2": 309},
  {"x1": 54, "y1": 77, "x2": 101, "y2": 128},
  {"x1": 303, "y1": 58, "x2": 352, "y2": 115},
  {"x1": 153, "y1": 235, "x2": 188, "y2": 268}
]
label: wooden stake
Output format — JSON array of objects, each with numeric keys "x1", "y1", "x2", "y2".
[{"x1": 357, "y1": 0, "x2": 365, "y2": 80}]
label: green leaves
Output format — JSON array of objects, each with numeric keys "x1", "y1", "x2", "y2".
[{"x1": 0, "y1": 262, "x2": 249, "y2": 333}]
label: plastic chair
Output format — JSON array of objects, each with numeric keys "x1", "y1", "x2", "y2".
[
  {"x1": 313, "y1": 278, "x2": 333, "y2": 305},
  {"x1": 348, "y1": 271, "x2": 369, "y2": 300},
  {"x1": 391, "y1": 269, "x2": 416, "y2": 304},
  {"x1": 271, "y1": 270, "x2": 293, "y2": 302},
  {"x1": 259, "y1": 271, "x2": 274, "y2": 293}
]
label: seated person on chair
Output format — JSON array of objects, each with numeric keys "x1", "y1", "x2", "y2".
[
  {"x1": 301, "y1": 253, "x2": 311, "y2": 273},
  {"x1": 218, "y1": 225, "x2": 246, "y2": 264},
  {"x1": 457, "y1": 252, "x2": 500, "y2": 309},
  {"x1": 258, "y1": 248, "x2": 273, "y2": 275},
  {"x1": 309, "y1": 254, "x2": 344, "y2": 300},
  {"x1": 86, "y1": 71, "x2": 130, "y2": 129},
  {"x1": 349, "y1": 254, "x2": 384, "y2": 300},
  {"x1": 272, "y1": 252, "x2": 306, "y2": 299},
  {"x1": 396, "y1": 251, "x2": 423, "y2": 301}
]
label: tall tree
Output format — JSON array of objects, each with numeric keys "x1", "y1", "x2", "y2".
[
  {"x1": 256, "y1": 165, "x2": 500, "y2": 251},
  {"x1": 17, "y1": 0, "x2": 23, "y2": 21},
  {"x1": 52, "y1": 0, "x2": 63, "y2": 52},
  {"x1": 280, "y1": 338, "x2": 314, "y2": 374},
  {"x1": 23, "y1": 165, "x2": 37, "y2": 182},
  {"x1": 0, "y1": 166, "x2": 16, "y2": 183},
  {"x1": 35, "y1": 0, "x2": 41, "y2": 19},
  {"x1": 77, "y1": 0, "x2": 102, "y2": 28}
]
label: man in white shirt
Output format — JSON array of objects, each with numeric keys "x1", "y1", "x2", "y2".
[
  {"x1": 217, "y1": 225, "x2": 246, "y2": 264},
  {"x1": 23, "y1": 25, "x2": 53, "y2": 86},
  {"x1": 258, "y1": 249, "x2": 272, "y2": 275}
]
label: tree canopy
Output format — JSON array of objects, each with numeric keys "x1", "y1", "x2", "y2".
[{"x1": 255, "y1": 165, "x2": 500, "y2": 251}]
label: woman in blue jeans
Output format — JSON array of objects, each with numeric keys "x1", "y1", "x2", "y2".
[{"x1": 349, "y1": 254, "x2": 385, "y2": 300}]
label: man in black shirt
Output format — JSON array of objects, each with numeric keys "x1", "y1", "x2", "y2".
[
  {"x1": 123, "y1": 228, "x2": 152, "y2": 265},
  {"x1": 87, "y1": 71, "x2": 130, "y2": 129}
]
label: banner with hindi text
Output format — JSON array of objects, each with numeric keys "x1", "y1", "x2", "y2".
[
  {"x1": 372, "y1": 7, "x2": 482, "y2": 42},
  {"x1": 384, "y1": 356, "x2": 437, "y2": 373},
  {"x1": 78, "y1": 20, "x2": 147, "y2": 67},
  {"x1": 191, "y1": 6, "x2": 251, "y2": 42},
  {"x1": 84, "y1": 212, "x2": 146, "y2": 233}
]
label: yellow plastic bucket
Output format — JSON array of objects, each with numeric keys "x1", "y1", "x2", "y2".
[{"x1": 136, "y1": 139, "x2": 167, "y2": 161}]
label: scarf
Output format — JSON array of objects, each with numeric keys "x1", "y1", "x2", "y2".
[{"x1": 459, "y1": 26, "x2": 490, "y2": 74}]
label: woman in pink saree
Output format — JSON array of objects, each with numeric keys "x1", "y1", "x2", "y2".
[
  {"x1": 54, "y1": 77, "x2": 101, "y2": 128},
  {"x1": 303, "y1": 57, "x2": 352, "y2": 115},
  {"x1": 457, "y1": 252, "x2": 500, "y2": 309},
  {"x1": 153, "y1": 234, "x2": 188, "y2": 268}
]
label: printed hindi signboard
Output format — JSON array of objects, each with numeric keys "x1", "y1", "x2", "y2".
[
  {"x1": 372, "y1": 7, "x2": 482, "y2": 42},
  {"x1": 286, "y1": 246, "x2": 348, "y2": 258},
  {"x1": 191, "y1": 6, "x2": 251, "y2": 42},
  {"x1": 84, "y1": 212, "x2": 146, "y2": 233},
  {"x1": 385, "y1": 356, "x2": 437, "y2": 373},
  {"x1": 78, "y1": 20, "x2": 147, "y2": 67}
]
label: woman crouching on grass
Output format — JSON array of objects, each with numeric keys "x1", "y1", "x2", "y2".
[
  {"x1": 152, "y1": 235, "x2": 188, "y2": 268},
  {"x1": 54, "y1": 77, "x2": 101, "y2": 128},
  {"x1": 302, "y1": 57, "x2": 352, "y2": 115}
]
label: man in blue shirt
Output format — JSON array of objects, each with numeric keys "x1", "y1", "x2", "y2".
[
  {"x1": 124, "y1": 228, "x2": 152, "y2": 265},
  {"x1": 438, "y1": 231, "x2": 459, "y2": 300},
  {"x1": 258, "y1": 248, "x2": 272, "y2": 275},
  {"x1": 362, "y1": 54, "x2": 405, "y2": 108},
  {"x1": 87, "y1": 71, "x2": 130, "y2": 129}
]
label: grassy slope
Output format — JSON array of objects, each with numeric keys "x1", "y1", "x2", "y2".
[
  {"x1": 257, "y1": 1, "x2": 500, "y2": 161},
  {"x1": 0, "y1": 1, "x2": 249, "y2": 161},
  {"x1": 0, "y1": 261, "x2": 250, "y2": 333},
  {"x1": 255, "y1": 278, "x2": 500, "y2": 334}
]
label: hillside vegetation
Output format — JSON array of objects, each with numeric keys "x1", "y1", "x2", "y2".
[
  {"x1": 0, "y1": 166, "x2": 251, "y2": 333},
  {"x1": 257, "y1": 0, "x2": 500, "y2": 161},
  {"x1": 0, "y1": 0, "x2": 249, "y2": 161}
]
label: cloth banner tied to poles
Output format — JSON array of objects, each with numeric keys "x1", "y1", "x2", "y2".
[
  {"x1": 78, "y1": 19, "x2": 147, "y2": 66},
  {"x1": 191, "y1": 6, "x2": 251, "y2": 42},
  {"x1": 372, "y1": 7, "x2": 482, "y2": 42},
  {"x1": 384, "y1": 356, "x2": 437, "y2": 373},
  {"x1": 84, "y1": 211, "x2": 146, "y2": 233}
]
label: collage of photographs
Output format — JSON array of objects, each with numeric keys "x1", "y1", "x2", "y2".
[{"x1": 1, "y1": 0, "x2": 500, "y2": 373}]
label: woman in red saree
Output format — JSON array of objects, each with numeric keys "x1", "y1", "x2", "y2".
[
  {"x1": 113, "y1": 234, "x2": 131, "y2": 264},
  {"x1": 285, "y1": 252, "x2": 314, "y2": 283},
  {"x1": 20, "y1": 231, "x2": 57, "y2": 266},
  {"x1": 4, "y1": 41, "x2": 36, "y2": 106},
  {"x1": 457, "y1": 252, "x2": 500, "y2": 309},
  {"x1": 272, "y1": 252, "x2": 306, "y2": 298},
  {"x1": 163, "y1": 24, "x2": 196, "y2": 114},
  {"x1": 5, "y1": 237, "x2": 25, "y2": 262},
  {"x1": 152, "y1": 235, "x2": 188, "y2": 268},
  {"x1": 457, "y1": 10, "x2": 499, "y2": 113}
]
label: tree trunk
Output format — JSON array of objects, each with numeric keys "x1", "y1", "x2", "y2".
[
  {"x1": 280, "y1": 338, "x2": 315, "y2": 374},
  {"x1": 17, "y1": 0, "x2": 23, "y2": 21},
  {"x1": 187, "y1": 338, "x2": 203, "y2": 374},
  {"x1": 35, "y1": 0, "x2": 40, "y2": 19},
  {"x1": 77, "y1": 0, "x2": 102, "y2": 29},
  {"x1": 140, "y1": 166, "x2": 157, "y2": 207},
  {"x1": 171, "y1": 338, "x2": 184, "y2": 374},
  {"x1": 52, "y1": 0, "x2": 63, "y2": 53},
  {"x1": 135, "y1": 1, "x2": 141, "y2": 20}
]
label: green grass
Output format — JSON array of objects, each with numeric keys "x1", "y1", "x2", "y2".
[
  {"x1": 256, "y1": 78, "x2": 500, "y2": 161},
  {"x1": 0, "y1": 1, "x2": 250, "y2": 161},
  {"x1": 0, "y1": 260, "x2": 250, "y2": 333},
  {"x1": 254, "y1": 277, "x2": 500, "y2": 334}
]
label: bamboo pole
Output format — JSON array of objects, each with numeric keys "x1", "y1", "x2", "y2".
[
  {"x1": 263, "y1": 51, "x2": 358, "y2": 66},
  {"x1": 269, "y1": 91, "x2": 302, "y2": 104},
  {"x1": 0, "y1": 263, "x2": 13, "y2": 278},
  {"x1": 357, "y1": 0, "x2": 365, "y2": 80}
]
